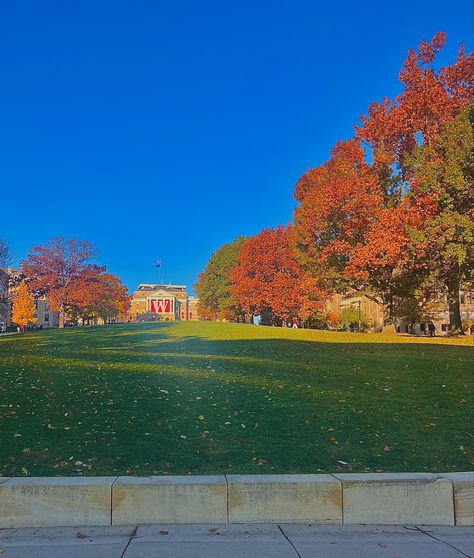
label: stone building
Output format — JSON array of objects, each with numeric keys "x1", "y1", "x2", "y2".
[
  {"x1": 395, "y1": 290, "x2": 474, "y2": 335},
  {"x1": 130, "y1": 283, "x2": 199, "y2": 321},
  {"x1": 327, "y1": 290, "x2": 474, "y2": 335},
  {"x1": 327, "y1": 293, "x2": 385, "y2": 332}
]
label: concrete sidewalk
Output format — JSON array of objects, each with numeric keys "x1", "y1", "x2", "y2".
[{"x1": 0, "y1": 523, "x2": 472, "y2": 557}]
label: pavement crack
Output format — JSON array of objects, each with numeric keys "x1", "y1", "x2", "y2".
[
  {"x1": 120, "y1": 525, "x2": 138, "y2": 558},
  {"x1": 413, "y1": 525, "x2": 472, "y2": 558},
  {"x1": 277, "y1": 525, "x2": 302, "y2": 558}
]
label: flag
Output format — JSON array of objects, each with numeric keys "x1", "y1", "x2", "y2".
[{"x1": 155, "y1": 260, "x2": 161, "y2": 268}]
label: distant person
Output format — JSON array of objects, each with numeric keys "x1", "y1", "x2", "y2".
[
  {"x1": 292, "y1": 317, "x2": 298, "y2": 329},
  {"x1": 428, "y1": 322, "x2": 436, "y2": 337},
  {"x1": 253, "y1": 313, "x2": 261, "y2": 326}
]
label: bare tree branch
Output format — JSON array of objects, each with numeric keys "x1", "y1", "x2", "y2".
[{"x1": 0, "y1": 238, "x2": 11, "y2": 268}]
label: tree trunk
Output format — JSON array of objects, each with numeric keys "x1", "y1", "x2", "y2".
[
  {"x1": 59, "y1": 307, "x2": 65, "y2": 328},
  {"x1": 446, "y1": 275, "x2": 463, "y2": 335}
]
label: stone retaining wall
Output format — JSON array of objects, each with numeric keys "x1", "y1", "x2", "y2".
[{"x1": 0, "y1": 473, "x2": 472, "y2": 528}]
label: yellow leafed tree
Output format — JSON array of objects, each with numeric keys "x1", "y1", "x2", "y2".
[{"x1": 12, "y1": 280, "x2": 37, "y2": 329}]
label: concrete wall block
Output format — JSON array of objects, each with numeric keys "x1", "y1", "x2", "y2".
[
  {"x1": 441, "y1": 472, "x2": 474, "y2": 525},
  {"x1": 112, "y1": 476, "x2": 227, "y2": 524},
  {"x1": 334, "y1": 473, "x2": 455, "y2": 525},
  {"x1": 0, "y1": 477, "x2": 116, "y2": 528},
  {"x1": 227, "y1": 474, "x2": 342, "y2": 524}
]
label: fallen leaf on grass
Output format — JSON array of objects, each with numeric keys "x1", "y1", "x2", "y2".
[{"x1": 75, "y1": 531, "x2": 86, "y2": 539}]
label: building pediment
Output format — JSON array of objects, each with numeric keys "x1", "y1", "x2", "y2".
[{"x1": 147, "y1": 290, "x2": 176, "y2": 299}]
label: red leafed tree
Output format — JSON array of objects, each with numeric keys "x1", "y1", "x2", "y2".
[
  {"x1": 96, "y1": 273, "x2": 131, "y2": 323},
  {"x1": 21, "y1": 238, "x2": 96, "y2": 327},
  {"x1": 294, "y1": 34, "x2": 473, "y2": 327},
  {"x1": 293, "y1": 139, "x2": 390, "y2": 300},
  {"x1": 357, "y1": 32, "x2": 473, "y2": 170},
  {"x1": 231, "y1": 225, "x2": 325, "y2": 324},
  {"x1": 69, "y1": 267, "x2": 130, "y2": 324},
  {"x1": 354, "y1": 33, "x2": 474, "y2": 330}
]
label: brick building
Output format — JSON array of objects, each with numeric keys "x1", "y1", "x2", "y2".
[{"x1": 130, "y1": 283, "x2": 199, "y2": 322}]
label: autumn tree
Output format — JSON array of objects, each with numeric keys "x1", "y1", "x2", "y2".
[
  {"x1": 94, "y1": 273, "x2": 130, "y2": 323},
  {"x1": 294, "y1": 34, "x2": 473, "y2": 330},
  {"x1": 401, "y1": 107, "x2": 474, "y2": 332},
  {"x1": 355, "y1": 33, "x2": 474, "y2": 332},
  {"x1": 194, "y1": 237, "x2": 246, "y2": 321},
  {"x1": 21, "y1": 238, "x2": 96, "y2": 327},
  {"x1": 231, "y1": 225, "x2": 325, "y2": 325},
  {"x1": 293, "y1": 139, "x2": 400, "y2": 313},
  {"x1": 12, "y1": 280, "x2": 37, "y2": 330},
  {"x1": 68, "y1": 267, "x2": 130, "y2": 324}
]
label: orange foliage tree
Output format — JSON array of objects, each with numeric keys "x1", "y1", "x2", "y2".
[
  {"x1": 21, "y1": 238, "x2": 96, "y2": 327},
  {"x1": 293, "y1": 139, "x2": 401, "y2": 311},
  {"x1": 294, "y1": 33, "x2": 473, "y2": 327},
  {"x1": 231, "y1": 225, "x2": 325, "y2": 325},
  {"x1": 354, "y1": 32, "x2": 473, "y2": 330},
  {"x1": 11, "y1": 280, "x2": 37, "y2": 330},
  {"x1": 68, "y1": 266, "x2": 130, "y2": 324},
  {"x1": 21, "y1": 237, "x2": 131, "y2": 326}
]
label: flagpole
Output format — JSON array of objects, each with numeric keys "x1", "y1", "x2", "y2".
[{"x1": 156, "y1": 259, "x2": 163, "y2": 286}]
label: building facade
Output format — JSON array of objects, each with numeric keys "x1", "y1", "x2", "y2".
[
  {"x1": 327, "y1": 293, "x2": 385, "y2": 332},
  {"x1": 327, "y1": 289, "x2": 474, "y2": 335},
  {"x1": 395, "y1": 290, "x2": 474, "y2": 335},
  {"x1": 130, "y1": 283, "x2": 199, "y2": 322}
]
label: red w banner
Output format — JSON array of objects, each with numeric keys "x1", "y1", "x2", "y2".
[{"x1": 151, "y1": 299, "x2": 173, "y2": 313}]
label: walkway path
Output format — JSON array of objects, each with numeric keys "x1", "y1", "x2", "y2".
[{"x1": 0, "y1": 523, "x2": 472, "y2": 557}]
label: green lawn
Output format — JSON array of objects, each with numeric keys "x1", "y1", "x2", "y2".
[{"x1": 0, "y1": 321, "x2": 472, "y2": 477}]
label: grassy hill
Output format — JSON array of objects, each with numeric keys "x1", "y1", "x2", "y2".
[{"x1": 0, "y1": 321, "x2": 472, "y2": 476}]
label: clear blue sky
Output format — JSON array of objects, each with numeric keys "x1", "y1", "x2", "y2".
[{"x1": 1, "y1": 1, "x2": 471, "y2": 294}]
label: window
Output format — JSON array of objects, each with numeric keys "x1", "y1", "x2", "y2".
[{"x1": 420, "y1": 323, "x2": 425, "y2": 332}]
